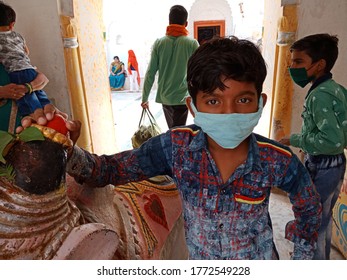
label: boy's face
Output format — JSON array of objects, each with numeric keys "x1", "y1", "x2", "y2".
[
  {"x1": 290, "y1": 50, "x2": 325, "y2": 79},
  {"x1": 188, "y1": 79, "x2": 266, "y2": 115}
]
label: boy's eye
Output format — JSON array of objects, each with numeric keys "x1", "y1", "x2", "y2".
[
  {"x1": 206, "y1": 99, "x2": 219, "y2": 105},
  {"x1": 238, "y1": 98, "x2": 251, "y2": 104}
]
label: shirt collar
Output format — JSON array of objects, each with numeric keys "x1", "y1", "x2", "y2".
[
  {"x1": 307, "y1": 72, "x2": 332, "y2": 97},
  {"x1": 187, "y1": 127, "x2": 263, "y2": 172}
]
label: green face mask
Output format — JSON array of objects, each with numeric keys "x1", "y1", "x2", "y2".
[{"x1": 288, "y1": 67, "x2": 315, "y2": 88}]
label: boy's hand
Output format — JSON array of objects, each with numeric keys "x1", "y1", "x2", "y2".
[
  {"x1": 16, "y1": 105, "x2": 81, "y2": 146},
  {"x1": 17, "y1": 104, "x2": 68, "y2": 132},
  {"x1": 66, "y1": 119, "x2": 81, "y2": 145}
]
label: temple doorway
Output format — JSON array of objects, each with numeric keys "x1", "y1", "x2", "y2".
[{"x1": 194, "y1": 20, "x2": 225, "y2": 44}]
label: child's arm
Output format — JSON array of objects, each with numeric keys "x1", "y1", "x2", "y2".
[
  {"x1": 66, "y1": 132, "x2": 172, "y2": 188},
  {"x1": 24, "y1": 43, "x2": 29, "y2": 55},
  {"x1": 278, "y1": 154, "x2": 321, "y2": 260}
]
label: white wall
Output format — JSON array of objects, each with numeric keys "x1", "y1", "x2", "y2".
[{"x1": 103, "y1": 0, "x2": 263, "y2": 90}]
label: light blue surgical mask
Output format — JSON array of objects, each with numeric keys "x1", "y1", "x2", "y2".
[{"x1": 191, "y1": 98, "x2": 263, "y2": 149}]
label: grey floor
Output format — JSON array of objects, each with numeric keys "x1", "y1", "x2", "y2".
[{"x1": 111, "y1": 89, "x2": 344, "y2": 260}]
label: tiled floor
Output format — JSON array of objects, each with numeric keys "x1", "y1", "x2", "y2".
[{"x1": 111, "y1": 89, "x2": 344, "y2": 260}]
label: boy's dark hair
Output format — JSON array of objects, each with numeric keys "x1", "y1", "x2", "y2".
[
  {"x1": 290, "y1": 33, "x2": 338, "y2": 73},
  {"x1": 169, "y1": 5, "x2": 188, "y2": 25},
  {"x1": 0, "y1": 1, "x2": 16, "y2": 26},
  {"x1": 187, "y1": 36, "x2": 267, "y2": 103}
]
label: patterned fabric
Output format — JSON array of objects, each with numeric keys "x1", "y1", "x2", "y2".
[
  {"x1": 67, "y1": 125, "x2": 321, "y2": 260},
  {"x1": 0, "y1": 31, "x2": 34, "y2": 72},
  {"x1": 290, "y1": 76, "x2": 347, "y2": 155}
]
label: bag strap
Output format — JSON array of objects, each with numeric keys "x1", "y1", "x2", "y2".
[
  {"x1": 138, "y1": 108, "x2": 146, "y2": 128},
  {"x1": 144, "y1": 108, "x2": 161, "y2": 132}
]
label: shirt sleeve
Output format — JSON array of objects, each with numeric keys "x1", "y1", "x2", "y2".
[
  {"x1": 142, "y1": 40, "x2": 159, "y2": 102},
  {"x1": 290, "y1": 90, "x2": 345, "y2": 154},
  {"x1": 278, "y1": 154, "x2": 322, "y2": 260},
  {"x1": 66, "y1": 133, "x2": 172, "y2": 188}
]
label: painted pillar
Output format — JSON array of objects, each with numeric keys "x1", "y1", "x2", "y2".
[
  {"x1": 270, "y1": 5, "x2": 297, "y2": 141},
  {"x1": 60, "y1": 15, "x2": 93, "y2": 152}
]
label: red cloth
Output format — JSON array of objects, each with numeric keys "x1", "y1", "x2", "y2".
[{"x1": 127, "y1": 50, "x2": 140, "y2": 86}]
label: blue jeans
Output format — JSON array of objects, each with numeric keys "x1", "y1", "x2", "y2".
[
  {"x1": 9, "y1": 69, "x2": 51, "y2": 116},
  {"x1": 304, "y1": 153, "x2": 346, "y2": 260}
]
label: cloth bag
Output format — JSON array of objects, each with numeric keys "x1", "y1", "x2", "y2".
[{"x1": 131, "y1": 108, "x2": 161, "y2": 148}]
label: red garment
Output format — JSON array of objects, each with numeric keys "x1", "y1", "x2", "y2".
[
  {"x1": 165, "y1": 24, "x2": 188, "y2": 37},
  {"x1": 127, "y1": 50, "x2": 140, "y2": 86}
]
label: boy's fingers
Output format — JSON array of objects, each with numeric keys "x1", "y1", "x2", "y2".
[
  {"x1": 66, "y1": 120, "x2": 81, "y2": 144},
  {"x1": 30, "y1": 108, "x2": 47, "y2": 126}
]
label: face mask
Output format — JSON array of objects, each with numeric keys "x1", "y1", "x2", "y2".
[
  {"x1": 288, "y1": 63, "x2": 316, "y2": 88},
  {"x1": 191, "y1": 98, "x2": 263, "y2": 149}
]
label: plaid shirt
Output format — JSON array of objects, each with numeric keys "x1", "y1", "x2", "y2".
[{"x1": 67, "y1": 125, "x2": 321, "y2": 260}]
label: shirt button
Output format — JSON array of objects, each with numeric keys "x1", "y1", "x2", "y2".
[{"x1": 219, "y1": 223, "x2": 224, "y2": 229}]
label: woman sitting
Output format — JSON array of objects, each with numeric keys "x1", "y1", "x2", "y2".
[{"x1": 109, "y1": 56, "x2": 126, "y2": 91}]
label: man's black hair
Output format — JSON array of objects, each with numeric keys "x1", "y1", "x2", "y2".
[
  {"x1": 0, "y1": 1, "x2": 16, "y2": 26},
  {"x1": 169, "y1": 5, "x2": 188, "y2": 25},
  {"x1": 187, "y1": 36, "x2": 267, "y2": 104},
  {"x1": 290, "y1": 33, "x2": 339, "y2": 73}
]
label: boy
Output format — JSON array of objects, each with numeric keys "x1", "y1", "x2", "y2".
[
  {"x1": 0, "y1": 2, "x2": 51, "y2": 117},
  {"x1": 66, "y1": 37, "x2": 321, "y2": 260},
  {"x1": 280, "y1": 33, "x2": 347, "y2": 259}
]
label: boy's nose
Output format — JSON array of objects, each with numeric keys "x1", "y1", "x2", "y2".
[{"x1": 221, "y1": 103, "x2": 236, "y2": 114}]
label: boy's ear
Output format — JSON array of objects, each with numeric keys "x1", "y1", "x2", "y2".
[
  {"x1": 317, "y1": 59, "x2": 327, "y2": 72},
  {"x1": 261, "y1": 93, "x2": 267, "y2": 107},
  {"x1": 185, "y1": 96, "x2": 195, "y2": 117},
  {"x1": 9, "y1": 22, "x2": 15, "y2": 30}
]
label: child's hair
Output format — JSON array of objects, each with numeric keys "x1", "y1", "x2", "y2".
[
  {"x1": 290, "y1": 33, "x2": 339, "y2": 73},
  {"x1": 187, "y1": 36, "x2": 267, "y2": 104},
  {"x1": 169, "y1": 5, "x2": 188, "y2": 25},
  {"x1": 113, "y1": 56, "x2": 119, "y2": 60},
  {"x1": 0, "y1": 1, "x2": 16, "y2": 26}
]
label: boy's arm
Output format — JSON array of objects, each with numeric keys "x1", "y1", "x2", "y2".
[
  {"x1": 142, "y1": 40, "x2": 159, "y2": 103},
  {"x1": 66, "y1": 133, "x2": 171, "y2": 187},
  {"x1": 278, "y1": 154, "x2": 322, "y2": 260},
  {"x1": 290, "y1": 91, "x2": 344, "y2": 154}
]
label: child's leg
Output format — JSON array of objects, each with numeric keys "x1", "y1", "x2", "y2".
[
  {"x1": 9, "y1": 69, "x2": 46, "y2": 116},
  {"x1": 16, "y1": 92, "x2": 42, "y2": 116},
  {"x1": 305, "y1": 154, "x2": 346, "y2": 260},
  {"x1": 35, "y1": 90, "x2": 51, "y2": 107}
]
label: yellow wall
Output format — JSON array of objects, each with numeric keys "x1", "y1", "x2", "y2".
[{"x1": 73, "y1": 0, "x2": 117, "y2": 154}]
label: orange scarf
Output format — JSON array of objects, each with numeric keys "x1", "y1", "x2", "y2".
[
  {"x1": 127, "y1": 50, "x2": 140, "y2": 85},
  {"x1": 166, "y1": 24, "x2": 188, "y2": 37}
]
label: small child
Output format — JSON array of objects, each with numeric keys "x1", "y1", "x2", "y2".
[
  {"x1": 66, "y1": 37, "x2": 321, "y2": 260},
  {"x1": 0, "y1": 2, "x2": 51, "y2": 117},
  {"x1": 280, "y1": 33, "x2": 347, "y2": 259}
]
